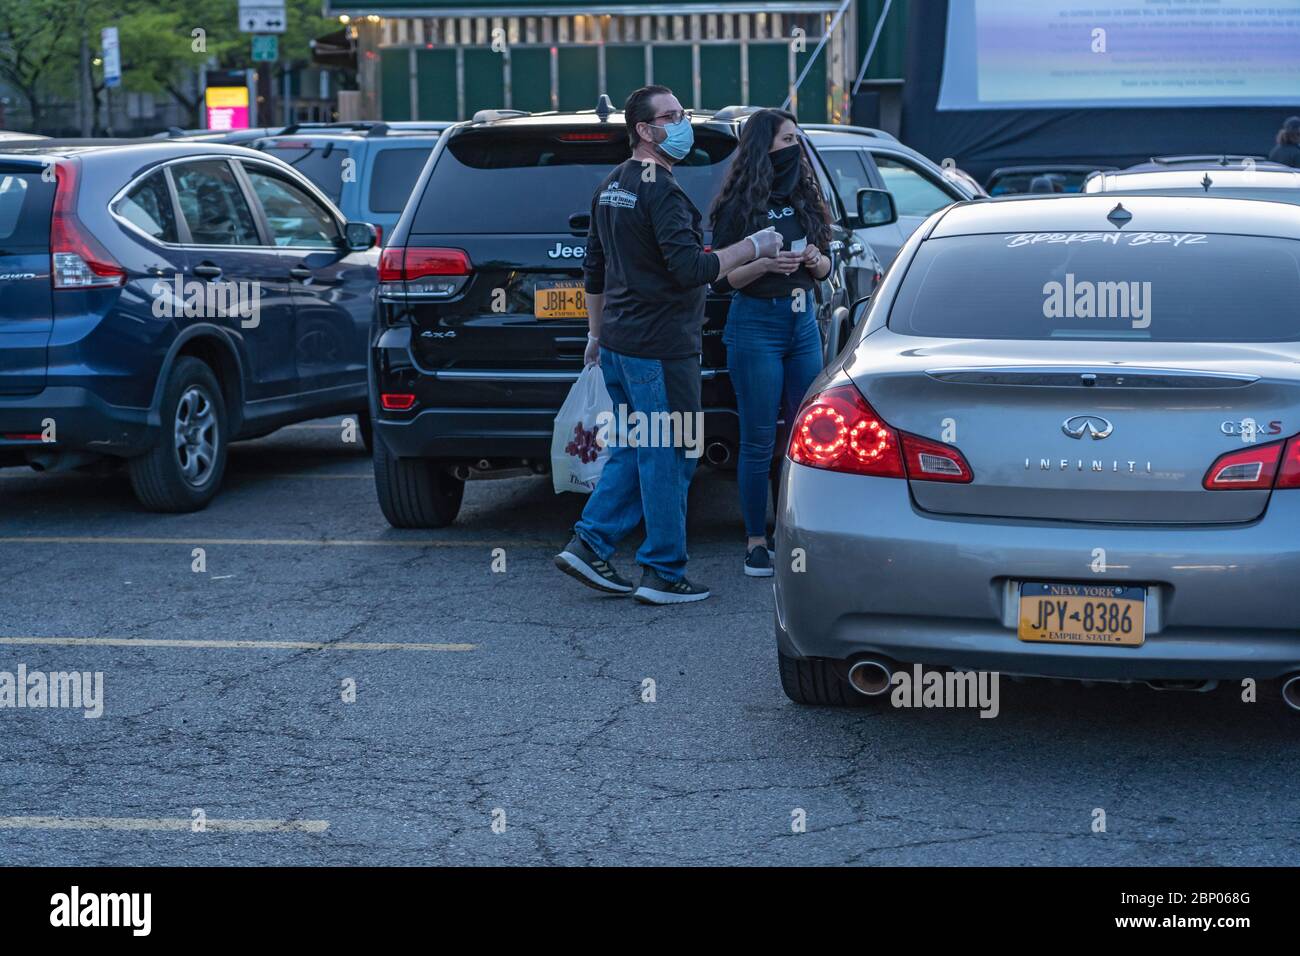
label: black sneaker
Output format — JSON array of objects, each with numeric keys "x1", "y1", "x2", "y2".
[
  {"x1": 633, "y1": 568, "x2": 710, "y2": 605},
  {"x1": 553, "y1": 535, "x2": 633, "y2": 594},
  {"x1": 744, "y1": 545, "x2": 774, "y2": 578}
]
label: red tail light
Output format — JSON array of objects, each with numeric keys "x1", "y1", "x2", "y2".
[
  {"x1": 378, "y1": 246, "x2": 470, "y2": 298},
  {"x1": 1203, "y1": 440, "x2": 1284, "y2": 489},
  {"x1": 51, "y1": 160, "x2": 126, "y2": 290},
  {"x1": 788, "y1": 383, "x2": 971, "y2": 482},
  {"x1": 1204, "y1": 434, "x2": 1300, "y2": 490},
  {"x1": 380, "y1": 393, "x2": 416, "y2": 411},
  {"x1": 1278, "y1": 436, "x2": 1300, "y2": 488},
  {"x1": 373, "y1": 225, "x2": 383, "y2": 247}
]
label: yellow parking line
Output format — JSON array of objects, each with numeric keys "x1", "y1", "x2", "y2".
[
  {"x1": 0, "y1": 816, "x2": 328, "y2": 833},
  {"x1": 0, "y1": 637, "x2": 476, "y2": 652},
  {"x1": 0, "y1": 535, "x2": 536, "y2": 549}
]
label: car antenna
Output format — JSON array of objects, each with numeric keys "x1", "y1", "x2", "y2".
[
  {"x1": 1106, "y1": 202, "x2": 1132, "y2": 229},
  {"x1": 595, "y1": 94, "x2": 614, "y2": 122}
]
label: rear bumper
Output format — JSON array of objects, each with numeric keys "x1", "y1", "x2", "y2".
[
  {"x1": 372, "y1": 333, "x2": 740, "y2": 461},
  {"x1": 376, "y1": 403, "x2": 739, "y2": 460},
  {"x1": 0, "y1": 386, "x2": 154, "y2": 460},
  {"x1": 774, "y1": 462, "x2": 1300, "y2": 681}
]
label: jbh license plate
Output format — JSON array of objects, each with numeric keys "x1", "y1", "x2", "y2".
[
  {"x1": 533, "y1": 282, "x2": 587, "y2": 319},
  {"x1": 1018, "y1": 582, "x2": 1146, "y2": 647}
]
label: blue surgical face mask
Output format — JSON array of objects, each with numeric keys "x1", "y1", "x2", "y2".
[{"x1": 652, "y1": 117, "x2": 694, "y2": 161}]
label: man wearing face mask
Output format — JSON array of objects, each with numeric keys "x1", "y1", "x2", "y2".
[{"x1": 553, "y1": 85, "x2": 784, "y2": 605}]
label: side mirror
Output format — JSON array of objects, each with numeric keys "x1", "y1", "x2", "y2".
[
  {"x1": 345, "y1": 221, "x2": 378, "y2": 252},
  {"x1": 856, "y1": 188, "x2": 897, "y2": 227}
]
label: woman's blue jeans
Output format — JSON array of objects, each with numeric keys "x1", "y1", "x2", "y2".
[{"x1": 723, "y1": 291, "x2": 823, "y2": 539}]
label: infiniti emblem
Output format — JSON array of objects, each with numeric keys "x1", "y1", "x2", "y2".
[{"x1": 1062, "y1": 415, "x2": 1113, "y2": 440}]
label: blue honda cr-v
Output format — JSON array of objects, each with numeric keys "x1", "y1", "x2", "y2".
[{"x1": 0, "y1": 140, "x2": 378, "y2": 511}]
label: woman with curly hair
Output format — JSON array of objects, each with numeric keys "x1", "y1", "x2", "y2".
[
  {"x1": 709, "y1": 108, "x2": 832, "y2": 577},
  {"x1": 1268, "y1": 116, "x2": 1300, "y2": 168}
]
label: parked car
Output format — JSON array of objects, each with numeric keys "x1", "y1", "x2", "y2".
[
  {"x1": 0, "y1": 140, "x2": 378, "y2": 511},
  {"x1": 803, "y1": 124, "x2": 975, "y2": 265},
  {"x1": 251, "y1": 121, "x2": 452, "y2": 246},
  {"x1": 775, "y1": 193, "x2": 1300, "y2": 708},
  {"x1": 986, "y1": 164, "x2": 1118, "y2": 196},
  {"x1": 154, "y1": 126, "x2": 287, "y2": 146},
  {"x1": 368, "y1": 99, "x2": 894, "y2": 528},
  {"x1": 1083, "y1": 163, "x2": 1300, "y2": 205}
]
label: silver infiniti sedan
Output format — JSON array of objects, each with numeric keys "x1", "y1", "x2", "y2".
[{"x1": 774, "y1": 195, "x2": 1300, "y2": 708}]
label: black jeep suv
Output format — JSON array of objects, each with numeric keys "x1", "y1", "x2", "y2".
[{"x1": 369, "y1": 101, "x2": 891, "y2": 527}]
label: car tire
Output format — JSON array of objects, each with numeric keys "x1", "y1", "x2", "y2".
[
  {"x1": 128, "y1": 357, "x2": 228, "y2": 513},
  {"x1": 372, "y1": 435, "x2": 464, "y2": 528},
  {"x1": 778, "y1": 649, "x2": 875, "y2": 707}
]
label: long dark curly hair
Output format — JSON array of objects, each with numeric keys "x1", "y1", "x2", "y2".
[{"x1": 709, "y1": 108, "x2": 831, "y2": 253}]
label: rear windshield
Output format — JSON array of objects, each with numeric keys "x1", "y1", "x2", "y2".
[
  {"x1": 889, "y1": 232, "x2": 1300, "y2": 342},
  {"x1": 259, "y1": 143, "x2": 350, "y2": 202},
  {"x1": 368, "y1": 147, "x2": 430, "y2": 214},
  {"x1": 989, "y1": 171, "x2": 1095, "y2": 195},
  {"x1": 413, "y1": 126, "x2": 736, "y2": 234},
  {"x1": 0, "y1": 170, "x2": 53, "y2": 247}
]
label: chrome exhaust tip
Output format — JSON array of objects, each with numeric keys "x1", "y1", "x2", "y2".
[
  {"x1": 703, "y1": 441, "x2": 732, "y2": 467},
  {"x1": 847, "y1": 660, "x2": 892, "y2": 697},
  {"x1": 1281, "y1": 674, "x2": 1300, "y2": 712}
]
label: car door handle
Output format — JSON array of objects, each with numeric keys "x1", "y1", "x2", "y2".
[
  {"x1": 848, "y1": 242, "x2": 865, "y2": 258},
  {"x1": 289, "y1": 267, "x2": 312, "y2": 280},
  {"x1": 193, "y1": 263, "x2": 222, "y2": 279}
]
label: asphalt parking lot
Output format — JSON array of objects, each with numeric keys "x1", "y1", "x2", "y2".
[{"x1": 0, "y1": 416, "x2": 1297, "y2": 866}]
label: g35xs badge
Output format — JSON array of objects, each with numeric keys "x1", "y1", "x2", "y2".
[{"x1": 1221, "y1": 419, "x2": 1282, "y2": 437}]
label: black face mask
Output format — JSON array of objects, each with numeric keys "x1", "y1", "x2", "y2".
[{"x1": 769, "y1": 144, "x2": 802, "y2": 200}]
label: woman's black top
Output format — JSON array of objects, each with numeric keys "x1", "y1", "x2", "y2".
[{"x1": 712, "y1": 197, "x2": 818, "y2": 299}]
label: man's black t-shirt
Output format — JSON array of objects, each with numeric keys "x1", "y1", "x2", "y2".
[
  {"x1": 582, "y1": 159, "x2": 721, "y2": 359},
  {"x1": 712, "y1": 199, "x2": 816, "y2": 299}
]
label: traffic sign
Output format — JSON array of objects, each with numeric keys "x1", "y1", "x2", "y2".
[
  {"x1": 239, "y1": 0, "x2": 286, "y2": 34},
  {"x1": 101, "y1": 27, "x2": 122, "y2": 89},
  {"x1": 251, "y1": 34, "x2": 278, "y2": 62}
]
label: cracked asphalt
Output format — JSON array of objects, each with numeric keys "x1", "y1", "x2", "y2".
[{"x1": 0, "y1": 416, "x2": 1297, "y2": 866}]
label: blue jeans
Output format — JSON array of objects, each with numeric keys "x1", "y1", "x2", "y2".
[
  {"x1": 574, "y1": 349, "x2": 697, "y2": 581},
  {"x1": 723, "y1": 292, "x2": 823, "y2": 539}
]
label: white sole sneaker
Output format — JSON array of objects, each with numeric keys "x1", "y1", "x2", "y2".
[
  {"x1": 743, "y1": 564, "x2": 774, "y2": 578},
  {"x1": 633, "y1": 585, "x2": 711, "y2": 605}
]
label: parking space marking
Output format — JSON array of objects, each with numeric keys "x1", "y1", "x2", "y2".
[
  {"x1": 0, "y1": 637, "x2": 476, "y2": 652},
  {"x1": 0, "y1": 535, "x2": 539, "y2": 549},
  {"x1": 0, "y1": 816, "x2": 329, "y2": 833}
]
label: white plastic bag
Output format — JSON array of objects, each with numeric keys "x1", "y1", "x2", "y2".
[{"x1": 552, "y1": 364, "x2": 613, "y2": 494}]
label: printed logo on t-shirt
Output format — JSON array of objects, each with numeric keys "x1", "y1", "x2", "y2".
[
  {"x1": 599, "y1": 185, "x2": 639, "y2": 209},
  {"x1": 768, "y1": 206, "x2": 795, "y2": 220}
]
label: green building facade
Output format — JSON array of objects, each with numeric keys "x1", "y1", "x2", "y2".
[{"x1": 325, "y1": 1, "x2": 907, "y2": 127}]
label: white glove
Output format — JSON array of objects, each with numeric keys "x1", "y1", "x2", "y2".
[{"x1": 745, "y1": 226, "x2": 783, "y2": 259}]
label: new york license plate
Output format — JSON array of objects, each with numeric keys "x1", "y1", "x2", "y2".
[
  {"x1": 1018, "y1": 582, "x2": 1146, "y2": 647},
  {"x1": 533, "y1": 281, "x2": 587, "y2": 320}
]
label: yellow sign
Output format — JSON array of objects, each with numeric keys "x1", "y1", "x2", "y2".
[{"x1": 205, "y1": 86, "x2": 249, "y2": 109}]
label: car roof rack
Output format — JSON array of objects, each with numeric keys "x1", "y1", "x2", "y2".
[
  {"x1": 1149, "y1": 154, "x2": 1265, "y2": 166},
  {"x1": 279, "y1": 121, "x2": 391, "y2": 137},
  {"x1": 711, "y1": 105, "x2": 764, "y2": 122},
  {"x1": 470, "y1": 109, "x2": 531, "y2": 124}
]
